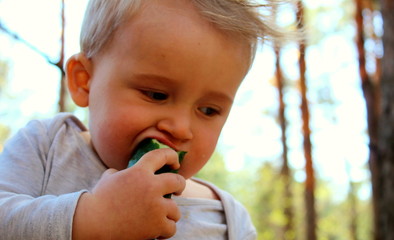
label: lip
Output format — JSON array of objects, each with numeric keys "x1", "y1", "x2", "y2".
[
  {"x1": 131, "y1": 135, "x2": 178, "y2": 156},
  {"x1": 148, "y1": 136, "x2": 177, "y2": 150}
]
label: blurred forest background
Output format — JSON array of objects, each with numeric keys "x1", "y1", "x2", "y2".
[{"x1": 0, "y1": 0, "x2": 393, "y2": 239}]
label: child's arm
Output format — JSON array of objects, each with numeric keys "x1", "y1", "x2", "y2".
[
  {"x1": 0, "y1": 120, "x2": 86, "y2": 240},
  {"x1": 72, "y1": 148, "x2": 185, "y2": 240},
  {"x1": 0, "y1": 117, "x2": 185, "y2": 240}
]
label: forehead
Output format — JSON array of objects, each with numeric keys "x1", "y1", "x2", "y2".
[
  {"x1": 108, "y1": 0, "x2": 251, "y2": 61},
  {"x1": 98, "y1": 0, "x2": 251, "y2": 96}
]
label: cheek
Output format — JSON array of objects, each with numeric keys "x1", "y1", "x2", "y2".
[
  {"x1": 179, "y1": 130, "x2": 220, "y2": 179},
  {"x1": 89, "y1": 114, "x2": 135, "y2": 169}
]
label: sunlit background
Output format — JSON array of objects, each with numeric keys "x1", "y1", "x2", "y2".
[{"x1": 0, "y1": 0, "x2": 378, "y2": 238}]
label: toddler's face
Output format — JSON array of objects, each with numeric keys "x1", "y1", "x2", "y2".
[{"x1": 85, "y1": 0, "x2": 250, "y2": 179}]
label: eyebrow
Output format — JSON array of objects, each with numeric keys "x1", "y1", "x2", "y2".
[
  {"x1": 133, "y1": 73, "x2": 176, "y2": 85},
  {"x1": 205, "y1": 91, "x2": 234, "y2": 105}
]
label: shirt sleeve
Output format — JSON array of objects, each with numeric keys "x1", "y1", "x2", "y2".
[
  {"x1": 191, "y1": 178, "x2": 257, "y2": 240},
  {"x1": 0, "y1": 119, "x2": 84, "y2": 240},
  {"x1": 217, "y1": 188, "x2": 257, "y2": 240}
]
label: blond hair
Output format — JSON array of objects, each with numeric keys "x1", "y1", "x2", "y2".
[{"x1": 80, "y1": 0, "x2": 290, "y2": 59}]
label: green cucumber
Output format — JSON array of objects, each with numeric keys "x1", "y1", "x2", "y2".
[{"x1": 128, "y1": 138, "x2": 186, "y2": 198}]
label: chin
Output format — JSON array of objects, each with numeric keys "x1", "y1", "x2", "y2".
[{"x1": 178, "y1": 169, "x2": 196, "y2": 180}]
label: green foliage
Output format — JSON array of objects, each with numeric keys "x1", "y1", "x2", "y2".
[
  {"x1": 316, "y1": 180, "x2": 373, "y2": 240},
  {"x1": 196, "y1": 154, "x2": 373, "y2": 240},
  {"x1": 0, "y1": 60, "x2": 9, "y2": 97},
  {"x1": 304, "y1": 0, "x2": 354, "y2": 45},
  {"x1": 0, "y1": 123, "x2": 10, "y2": 152},
  {"x1": 0, "y1": 60, "x2": 10, "y2": 151},
  {"x1": 195, "y1": 151, "x2": 229, "y2": 190},
  {"x1": 252, "y1": 162, "x2": 302, "y2": 240}
]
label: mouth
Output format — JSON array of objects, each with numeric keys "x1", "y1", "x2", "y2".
[
  {"x1": 129, "y1": 138, "x2": 187, "y2": 166},
  {"x1": 127, "y1": 138, "x2": 187, "y2": 199},
  {"x1": 130, "y1": 137, "x2": 174, "y2": 161},
  {"x1": 130, "y1": 138, "x2": 159, "y2": 161}
]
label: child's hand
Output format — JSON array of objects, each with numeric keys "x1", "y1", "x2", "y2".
[{"x1": 72, "y1": 148, "x2": 186, "y2": 240}]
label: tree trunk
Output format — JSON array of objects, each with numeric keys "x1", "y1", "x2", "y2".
[
  {"x1": 354, "y1": 0, "x2": 381, "y2": 238},
  {"x1": 57, "y1": 0, "x2": 66, "y2": 112},
  {"x1": 347, "y1": 161, "x2": 359, "y2": 240},
  {"x1": 375, "y1": 0, "x2": 394, "y2": 238},
  {"x1": 275, "y1": 45, "x2": 295, "y2": 240},
  {"x1": 357, "y1": 0, "x2": 394, "y2": 238},
  {"x1": 296, "y1": 1, "x2": 317, "y2": 240},
  {"x1": 0, "y1": 0, "x2": 67, "y2": 112}
]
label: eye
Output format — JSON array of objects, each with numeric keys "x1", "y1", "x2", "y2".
[
  {"x1": 142, "y1": 91, "x2": 168, "y2": 101},
  {"x1": 199, "y1": 107, "x2": 220, "y2": 117}
]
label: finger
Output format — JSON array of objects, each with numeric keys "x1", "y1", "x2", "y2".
[
  {"x1": 135, "y1": 148, "x2": 180, "y2": 172},
  {"x1": 157, "y1": 173, "x2": 186, "y2": 197},
  {"x1": 156, "y1": 214, "x2": 178, "y2": 239},
  {"x1": 164, "y1": 198, "x2": 182, "y2": 222}
]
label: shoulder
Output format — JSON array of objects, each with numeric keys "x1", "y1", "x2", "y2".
[
  {"x1": 2, "y1": 113, "x2": 74, "y2": 149},
  {"x1": 2, "y1": 113, "x2": 87, "y2": 162},
  {"x1": 46, "y1": 113, "x2": 87, "y2": 135},
  {"x1": 17, "y1": 113, "x2": 85, "y2": 139}
]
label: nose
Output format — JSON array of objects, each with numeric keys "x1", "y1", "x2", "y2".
[{"x1": 157, "y1": 108, "x2": 193, "y2": 141}]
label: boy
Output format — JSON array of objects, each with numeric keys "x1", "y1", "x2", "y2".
[{"x1": 0, "y1": 0, "x2": 286, "y2": 239}]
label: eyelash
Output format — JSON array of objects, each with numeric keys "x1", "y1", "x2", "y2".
[
  {"x1": 141, "y1": 90, "x2": 220, "y2": 117},
  {"x1": 142, "y1": 90, "x2": 168, "y2": 101},
  {"x1": 199, "y1": 107, "x2": 220, "y2": 117}
]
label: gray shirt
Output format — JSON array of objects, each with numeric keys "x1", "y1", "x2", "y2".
[{"x1": 0, "y1": 113, "x2": 256, "y2": 239}]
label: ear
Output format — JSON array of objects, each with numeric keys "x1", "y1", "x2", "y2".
[{"x1": 66, "y1": 53, "x2": 92, "y2": 107}]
